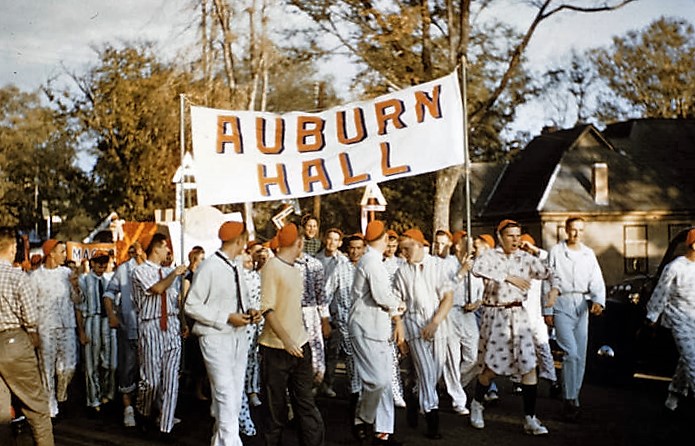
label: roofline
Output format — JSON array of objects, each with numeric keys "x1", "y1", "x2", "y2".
[
  {"x1": 536, "y1": 163, "x2": 561, "y2": 212},
  {"x1": 475, "y1": 161, "x2": 509, "y2": 218}
]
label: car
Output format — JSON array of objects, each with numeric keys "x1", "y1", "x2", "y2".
[{"x1": 586, "y1": 226, "x2": 693, "y2": 385}]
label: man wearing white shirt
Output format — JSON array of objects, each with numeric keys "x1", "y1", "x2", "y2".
[
  {"x1": 185, "y1": 221, "x2": 260, "y2": 446},
  {"x1": 543, "y1": 217, "x2": 605, "y2": 421}
]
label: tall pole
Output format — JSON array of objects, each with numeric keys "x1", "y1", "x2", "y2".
[
  {"x1": 460, "y1": 57, "x2": 473, "y2": 301},
  {"x1": 179, "y1": 94, "x2": 186, "y2": 266}
]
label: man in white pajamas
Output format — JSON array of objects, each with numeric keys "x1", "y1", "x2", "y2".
[
  {"x1": 185, "y1": 221, "x2": 261, "y2": 446},
  {"x1": 393, "y1": 229, "x2": 454, "y2": 440},
  {"x1": 543, "y1": 217, "x2": 605, "y2": 421},
  {"x1": 349, "y1": 220, "x2": 405, "y2": 445},
  {"x1": 131, "y1": 233, "x2": 188, "y2": 442}
]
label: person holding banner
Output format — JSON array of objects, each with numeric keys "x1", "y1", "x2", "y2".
[
  {"x1": 349, "y1": 220, "x2": 406, "y2": 445},
  {"x1": 30, "y1": 239, "x2": 80, "y2": 419},
  {"x1": 185, "y1": 221, "x2": 260, "y2": 446},
  {"x1": 131, "y1": 234, "x2": 188, "y2": 442},
  {"x1": 259, "y1": 223, "x2": 325, "y2": 446}
]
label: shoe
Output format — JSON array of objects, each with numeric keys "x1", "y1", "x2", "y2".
[
  {"x1": 249, "y1": 393, "x2": 263, "y2": 407},
  {"x1": 159, "y1": 431, "x2": 176, "y2": 444},
  {"x1": 394, "y1": 395, "x2": 406, "y2": 408},
  {"x1": 352, "y1": 420, "x2": 372, "y2": 441},
  {"x1": 425, "y1": 409, "x2": 442, "y2": 440},
  {"x1": 321, "y1": 385, "x2": 337, "y2": 398},
  {"x1": 664, "y1": 393, "x2": 679, "y2": 411},
  {"x1": 453, "y1": 405, "x2": 470, "y2": 416},
  {"x1": 406, "y1": 398, "x2": 419, "y2": 428},
  {"x1": 484, "y1": 390, "x2": 499, "y2": 403},
  {"x1": 562, "y1": 399, "x2": 580, "y2": 422},
  {"x1": 470, "y1": 400, "x2": 485, "y2": 429},
  {"x1": 523, "y1": 415, "x2": 549, "y2": 435},
  {"x1": 123, "y1": 406, "x2": 136, "y2": 427}
]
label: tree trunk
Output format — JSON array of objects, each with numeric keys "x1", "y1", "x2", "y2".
[{"x1": 434, "y1": 165, "x2": 463, "y2": 231}]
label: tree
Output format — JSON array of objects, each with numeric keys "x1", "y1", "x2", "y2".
[
  {"x1": 63, "y1": 44, "x2": 191, "y2": 222},
  {"x1": 0, "y1": 85, "x2": 89, "y2": 237},
  {"x1": 286, "y1": 0, "x2": 636, "y2": 231},
  {"x1": 593, "y1": 16, "x2": 695, "y2": 121}
]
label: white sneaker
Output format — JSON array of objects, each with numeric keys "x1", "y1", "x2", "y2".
[
  {"x1": 470, "y1": 400, "x2": 484, "y2": 429},
  {"x1": 454, "y1": 405, "x2": 470, "y2": 416},
  {"x1": 664, "y1": 393, "x2": 679, "y2": 411},
  {"x1": 249, "y1": 393, "x2": 263, "y2": 407},
  {"x1": 394, "y1": 395, "x2": 406, "y2": 408},
  {"x1": 123, "y1": 406, "x2": 136, "y2": 427},
  {"x1": 523, "y1": 415, "x2": 549, "y2": 435}
]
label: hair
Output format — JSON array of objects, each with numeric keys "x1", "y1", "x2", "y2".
[
  {"x1": 0, "y1": 228, "x2": 16, "y2": 253},
  {"x1": 145, "y1": 233, "x2": 168, "y2": 256},
  {"x1": 90, "y1": 255, "x2": 110, "y2": 266},
  {"x1": 301, "y1": 214, "x2": 318, "y2": 227},
  {"x1": 188, "y1": 246, "x2": 205, "y2": 263},
  {"x1": 565, "y1": 216, "x2": 585, "y2": 228},
  {"x1": 324, "y1": 227, "x2": 344, "y2": 240},
  {"x1": 346, "y1": 234, "x2": 365, "y2": 245}
]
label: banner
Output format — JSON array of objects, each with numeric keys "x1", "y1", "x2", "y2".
[
  {"x1": 66, "y1": 242, "x2": 116, "y2": 263},
  {"x1": 190, "y1": 71, "x2": 464, "y2": 205}
]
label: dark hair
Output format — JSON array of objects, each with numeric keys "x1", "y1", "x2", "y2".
[
  {"x1": 145, "y1": 233, "x2": 168, "y2": 256},
  {"x1": 565, "y1": 216, "x2": 585, "y2": 228},
  {"x1": 188, "y1": 246, "x2": 205, "y2": 263},
  {"x1": 301, "y1": 214, "x2": 318, "y2": 227}
]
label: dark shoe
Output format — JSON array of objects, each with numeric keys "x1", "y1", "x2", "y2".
[
  {"x1": 562, "y1": 400, "x2": 580, "y2": 422},
  {"x1": 352, "y1": 420, "x2": 372, "y2": 441},
  {"x1": 405, "y1": 394, "x2": 419, "y2": 428},
  {"x1": 424, "y1": 409, "x2": 442, "y2": 440},
  {"x1": 372, "y1": 435, "x2": 404, "y2": 445},
  {"x1": 159, "y1": 431, "x2": 176, "y2": 444}
]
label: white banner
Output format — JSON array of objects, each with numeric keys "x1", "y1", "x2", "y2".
[{"x1": 190, "y1": 71, "x2": 464, "y2": 205}]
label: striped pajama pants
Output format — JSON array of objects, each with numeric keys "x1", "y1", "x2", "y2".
[
  {"x1": 83, "y1": 316, "x2": 117, "y2": 407},
  {"x1": 408, "y1": 336, "x2": 447, "y2": 413},
  {"x1": 137, "y1": 317, "x2": 181, "y2": 433}
]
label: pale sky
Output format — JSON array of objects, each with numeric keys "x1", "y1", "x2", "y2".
[{"x1": 1, "y1": 0, "x2": 694, "y2": 137}]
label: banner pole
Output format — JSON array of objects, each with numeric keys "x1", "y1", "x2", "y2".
[
  {"x1": 179, "y1": 94, "x2": 186, "y2": 266},
  {"x1": 460, "y1": 57, "x2": 473, "y2": 302}
]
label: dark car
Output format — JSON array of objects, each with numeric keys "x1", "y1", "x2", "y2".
[{"x1": 586, "y1": 226, "x2": 693, "y2": 385}]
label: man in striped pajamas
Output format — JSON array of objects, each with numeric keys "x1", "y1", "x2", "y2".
[
  {"x1": 393, "y1": 229, "x2": 454, "y2": 440},
  {"x1": 131, "y1": 233, "x2": 188, "y2": 442}
]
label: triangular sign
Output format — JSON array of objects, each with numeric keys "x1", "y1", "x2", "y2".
[{"x1": 360, "y1": 182, "x2": 387, "y2": 206}]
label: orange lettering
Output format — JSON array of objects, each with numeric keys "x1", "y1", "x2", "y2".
[
  {"x1": 381, "y1": 142, "x2": 410, "y2": 177},
  {"x1": 414, "y1": 84, "x2": 442, "y2": 123},
  {"x1": 296, "y1": 116, "x2": 326, "y2": 153},
  {"x1": 256, "y1": 117, "x2": 285, "y2": 154},
  {"x1": 257, "y1": 164, "x2": 290, "y2": 197},
  {"x1": 339, "y1": 153, "x2": 370, "y2": 186},
  {"x1": 302, "y1": 159, "x2": 331, "y2": 193},
  {"x1": 336, "y1": 108, "x2": 367, "y2": 145},
  {"x1": 374, "y1": 99, "x2": 406, "y2": 136},
  {"x1": 216, "y1": 116, "x2": 243, "y2": 154}
]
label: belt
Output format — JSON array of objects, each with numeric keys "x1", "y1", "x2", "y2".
[{"x1": 483, "y1": 301, "x2": 522, "y2": 309}]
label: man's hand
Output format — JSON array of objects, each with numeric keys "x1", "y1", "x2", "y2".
[
  {"x1": 543, "y1": 315, "x2": 554, "y2": 327},
  {"x1": 421, "y1": 321, "x2": 439, "y2": 341},
  {"x1": 505, "y1": 275, "x2": 531, "y2": 292},
  {"x1": 79, "y1": 331, "x2": 90, "y2": 345},
  {"x1": 248, "y1": 309, "x2": 262, "y2": 324},
  {"x1": 107, "y1": 314, "x2": 120, "y2": 329},
  {"x1": 181, "y1": 324, "x2": 190, "y2": 339},
  {"x1": 28, "y1": 332, "x2": 41, "y2": 348},
  {"x1": 544, "y1": 288, "x2": 560, "y2": 308},
  {"x1": 590, "y1": 302, "x2": 604, "y2": 316},
  {"x1": 321, "y1": 318, "x2": 332, "y2": 339},
  {"x1": 227, "y1": 312, "x2": 251, "y2": 327},
  {"x1": 392, "y1": 318, "x2": 406, "y2": 348},
  {"x1": 463, "y1": 300, "x2": 482, "y2": 312},
  {"x1": 283, "y1": 340, "x2": 304, "y2": 358},
  {"x1": 173, "y1": 265, "x2": 188, "y2": 276}
]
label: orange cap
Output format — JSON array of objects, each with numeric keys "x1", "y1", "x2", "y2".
[
  {"x1": 686, "y1": 228, "x2": 695, "y2": 247},
  {"x1": 478, "y1": 234, "x2": 495, "y2": 248},
  {"x1": 365, "y1": 220, "x2": 386, "y2": 242},
  {"x1": 277, "y1": 223, "x2": 299, "y2": 248},
  {"x1": 386, "y1": 229, "x2": 399, "y2": 239},
  {"x1": 269, "y1": 236, "x2": 279, "y2": 251},
  {"x1": 496, "y1": 219, "x2": 520, "y2": 233},
  {"x1": 42, "y1": 239, "x2": 59, "y2": 257},
  {"x1": 402, "y1": 228, "x2": 427, "y2": 246},
  {"x1": 436, "y1": 229, "x2": 453, "y2": 241},
  {"x1": 219, "y1": 221, "x2": 245, "y2": 242}
]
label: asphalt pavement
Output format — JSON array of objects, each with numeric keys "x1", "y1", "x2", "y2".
[{"x1": 35, "y1": 368, "x2": 693, "y2": 446}]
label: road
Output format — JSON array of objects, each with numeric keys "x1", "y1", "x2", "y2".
[{"x1": 31, "y1": 370, "x2": 692, "y2": 446}]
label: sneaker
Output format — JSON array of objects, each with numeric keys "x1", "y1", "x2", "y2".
[
  {"x1": 470, "y1": 400, "x2": 484, "y2": 429},
  {"x1": 453, "y1": 405, "x2": 470, "y2": 416},
  {"x1": 664, "y1": 393, "x2": 679, "y2": 411},
  {"x1": 393, "y1": 395, "x2": 406, "y2": 408},
  {"x1": 321, "y1": 385, "x2": 337, "y2": 398},
  {"x1": 249, "y1": 393, "x2": 263, "y2": 407},
  {"x1": 484, "y1": 390, "x2": 499, "y2": 402},
  {"x1": 523, "y1": 415, "x2": 549, "y2": 435},
  {"x1": 123, "y1": 406, "x2": 136, "y2": 427}
]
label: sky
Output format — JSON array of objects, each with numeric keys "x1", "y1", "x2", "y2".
[{"x1": 1, "y1": 0, "x2": 694, "y2": 139}]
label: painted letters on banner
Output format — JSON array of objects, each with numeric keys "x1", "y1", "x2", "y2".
[{"x1": 190, "y1": 71, "x2": 464, "y2": 205}]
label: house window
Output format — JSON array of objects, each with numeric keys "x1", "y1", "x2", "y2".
[
  {"x1": 624, "y1": 225, "x2": 648, "y2": 275},
  {"x1": 668, "y1": 224, "x2": 691, "y2": 243}
]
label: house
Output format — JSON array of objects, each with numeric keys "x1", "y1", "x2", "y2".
[{"x1": 470, "y1": 119, "x2": 695, "y2": 286}]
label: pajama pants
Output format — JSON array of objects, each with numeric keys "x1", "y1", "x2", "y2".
[
  {"x1": 200, "y1": 333, "x2": 249, "y2": 446},
  {"x1": 408, "y1": 336, "x2": 447, "y2": 413},
  {"x1": 137, "y1": 318, "x2": 181, "y2": 433},
  {"x1": 38, "y1": 326, "x2": 77, "y2": 417},
  {"x1": 83, "y1": 315, "x2": 117, "y2": 407},
  {"x1": 444, "y1": 308, "x2": 479, "y2": 410},
  {"x1": 301, "y1": 306, "x2": 326, "y2": 384},
  {"x1": 352, "y1": 335, "x2": 395, "y2": 434},
  {"x1": 667, "y1": 314, "x2": 695, "y2": 396}
]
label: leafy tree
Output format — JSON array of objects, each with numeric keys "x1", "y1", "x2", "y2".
[
  {"x1": 286, "y1": 0, "x2": 636, "y2": 231},
  {"x1": 0, "y1": 85, "x2": 89, "y2": 238},
  {"x1": 593, "y1": 16, "x2": 695, "y2": 121},
  {"x1": 62, "y1": 44, "x2": 192, "y2": 222}
]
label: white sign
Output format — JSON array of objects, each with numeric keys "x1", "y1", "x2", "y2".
[{"x1": 190, "y1": 71, "x2": 464, "y2": 205}]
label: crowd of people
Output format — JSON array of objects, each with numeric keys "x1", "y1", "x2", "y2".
[{"x1": 1, "y1": 217, "x2": 693, "y2": 446}]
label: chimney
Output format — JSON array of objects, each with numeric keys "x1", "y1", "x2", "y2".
[{"x1": 592, "y1": 163, "x2": 609, "y2": 205}]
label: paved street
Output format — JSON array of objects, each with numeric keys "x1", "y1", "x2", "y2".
[{"x1": 35, "y1": 369, "x2": 693, "y2": 446}]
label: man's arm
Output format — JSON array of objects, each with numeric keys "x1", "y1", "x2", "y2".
[{"x1": 422, "y1": 290, "x2": 453, "y2": 341}]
